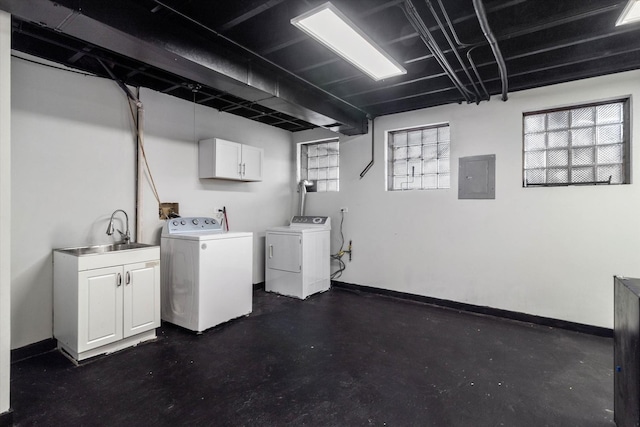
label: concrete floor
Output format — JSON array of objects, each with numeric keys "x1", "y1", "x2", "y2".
[{"x1": 10, "y1": 288, "x2": 614, "y2": 426}]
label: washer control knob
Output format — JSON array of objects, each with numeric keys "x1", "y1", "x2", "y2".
[
  {"x1": 172, "y1": 221, "x2": 179, "y2": 226},
  {"x1": 192, "y1": 219, "x2": 199, "y2": 225},
  {"x1": 204, "y1": 220, "x2": 210, "y2": 224},
  {"x1": 180, "y1": 220, "x2": 186, "y2": 225}
]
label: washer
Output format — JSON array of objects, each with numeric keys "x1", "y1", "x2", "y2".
[
  {"x1": 265, "y1": 216, "x2": 331, "y2": 299},
  {"x1": 161, "y1": 217, "x2": 253, "y2": 333}
]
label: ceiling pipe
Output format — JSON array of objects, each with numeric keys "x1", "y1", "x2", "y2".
[
  {"x1": 435, "y1": 0, "x2": 490, "y2": 102},
  {"x1": 97, "y1": 58, "x2": 139, "y2": 103},
  {"x1": 403, "y1": 0, "x2": 476, "y2": 103},
  {"x1": 424, "y1": 0, "x2": 482, "y2": 102},
  {"x1": 472, "y1": 0, "x2": 508, "y2": 101},
  {"x1": 359, "y1": 118, "x2": 375, "y2": 179}
]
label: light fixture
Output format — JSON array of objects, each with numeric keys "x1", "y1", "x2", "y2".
[
  {"x1": 291, "y1": 2, "x2": 406, "y2": 81},
  {"x1": 616, "y1": 0, "x2": 640, "y2": 26}
]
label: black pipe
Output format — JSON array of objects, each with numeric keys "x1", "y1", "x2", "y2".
[
  {"x1": 425, "y1": 0, "x2": 480, "y2": 102},
  {"x1": 473, "y1": 0, "x2": 508, "y2": 101},
  {"x1": 359, "y1": 118, "x2": 375, "y2": 179},
  {"x1": 466, "y1": 46, "x2": 491, "y2": 101},
  {"x1": 403, "y1": 0, "x2": 476, "y2": 103},
  {"x1": 96, "y1": 58, "x2": 138, "y2": 102}
]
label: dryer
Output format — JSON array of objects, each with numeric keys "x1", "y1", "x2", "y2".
[
  {"x1": 265, "y1": 216, "x2": 331, "y2": 299},
  {"x1": 161, "y1": 217, "x2": 253, "y2": 333}
]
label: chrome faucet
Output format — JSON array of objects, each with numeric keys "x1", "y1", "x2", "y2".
[{"x1": 106, "y1": 209, "x2": 130, "y2": 244}]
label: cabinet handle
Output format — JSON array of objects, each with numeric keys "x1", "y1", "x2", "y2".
[
  {"x1": 242, "y1": 163, "x2": 246, "y2": 176},
  {"x1": 117, "y1": 273, "x2": 122, "y2": 287},
  {"x1": 238, "y1": 163, "x2": 242, "y2": 176},
  {"x1": 269, "y1": 244, "x2": 273, "y2": 259},
  {"x1": 126, "y1": 271, "x2": 131, "y2": 285}
]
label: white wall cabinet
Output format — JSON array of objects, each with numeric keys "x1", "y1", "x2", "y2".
[
  {"x1": 53, "y1": 247, "x2": 160, "y2": 361},
  {"x1": 199, "y1": 137, "x2": 263, "y2": 181}
]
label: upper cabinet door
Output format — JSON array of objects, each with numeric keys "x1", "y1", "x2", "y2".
[
  {"x1": 199, "y1": 138, "x2": 241, "y2": 179},
  {"x1": 212, "y1": 138, "x2": 242, "y2": 180},
  {"x1": 241, "y1": 145, "x2": 263, "y2": 181}
]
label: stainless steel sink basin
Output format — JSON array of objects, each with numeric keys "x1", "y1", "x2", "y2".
[{"x1": 57, "y1": 242, "x2": 157, "y2": 256}]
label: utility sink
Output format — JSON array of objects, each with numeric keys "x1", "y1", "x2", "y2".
[
  {"x1": 57, "y1": 242, "x2": 155, "y2": 256},
  {"x1": 54, "y1": 242, "x2": 160, "y2": 271}
]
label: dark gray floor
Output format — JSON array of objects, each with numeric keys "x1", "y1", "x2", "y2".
[{"x1": 10, "y1": 288, "x2": 614, "y2": 426}]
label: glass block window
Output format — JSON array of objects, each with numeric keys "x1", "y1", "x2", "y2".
[
  {"x1": 523, "y1": 99, "x2": 630, "y2": 186},
  {"x1": 387, "y1": 123, "x2": 450, "y2": 191},
  {"x1": 299, "y1": 139, "x2": 339, "y2": 192}
]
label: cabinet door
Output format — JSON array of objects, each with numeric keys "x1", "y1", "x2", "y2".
[
  {"x1": 214, "y1": 138, "x2": 243, "y2": 180},
  {"x1": 241, "y1": 145, "x2": 263, "y2": 181},
  {"x1": 78, "y1": 266, "x2": 123, "y2": 352},
  {"x1": 123, "y1": 261, "x2": 160, "y2": 338},
  {"x1": 266, "y1": 233, "x2": 301, "y2": 273}
]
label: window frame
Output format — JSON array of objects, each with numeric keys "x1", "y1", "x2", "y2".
[
  {"x1": 522, "y1": 97, "x2": 631, "y2": 187},
  {"x1": 386, "y1": 122, "x2": 451, "y2": 191},
  {"x1": 297, "y1": 138, "x2": 340, "y2": 192}
]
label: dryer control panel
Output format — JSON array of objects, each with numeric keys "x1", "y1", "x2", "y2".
[
  {"x1": 289, "y1": 216, "x2": 331, "y2": 229},
  {"x1": 163, "y1": 217, "x2": 223, "y2": 235}
]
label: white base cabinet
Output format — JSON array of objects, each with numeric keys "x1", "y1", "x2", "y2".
[{"x1": 54, "y1": 247, "x2": 160, "y2": 361}]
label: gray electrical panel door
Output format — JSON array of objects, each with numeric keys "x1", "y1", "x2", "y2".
[{"x1": 458, "y1": 154, "x2": 496, "y2": 199}]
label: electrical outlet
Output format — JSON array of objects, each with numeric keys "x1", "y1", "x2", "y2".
[{"x1": 340, "y1": 207, "x2": 348, "y2": 213}]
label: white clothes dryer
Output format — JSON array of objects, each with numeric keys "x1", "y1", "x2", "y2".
[
  {"x1": 265, "y1": 216, "x2": 331, "y2": 299},
  {"x1": 160, "y1": 217, "x2": 253, "y2": 333}
]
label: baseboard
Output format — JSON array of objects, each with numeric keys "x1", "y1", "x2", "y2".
[
  {"x1": 11, "y1": 338, "x2": 57, "y2": 364},
  {"x1": 253, "y1": 282, "x2": 265, "y2": 291},
  {"x1": 332, "y1": 281, "x2": 613, "y2": 338},
  {"x1": 0, "y1": 409, "x2": 13, "y2": 427}
]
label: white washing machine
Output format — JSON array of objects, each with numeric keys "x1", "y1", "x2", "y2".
[
  {"x1": 161, "y1": 217, "x2": 253, "y2": 333},
  {"x1": 265, "y1": 216, "x2": 331, "y2": 299}
]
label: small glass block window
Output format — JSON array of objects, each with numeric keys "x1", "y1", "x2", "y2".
[
  {"x1": 388, "y1": 123, "x2": 450, "y2": 191},
  {"x1": 299, "y1": 139, "x2": 339, "y2": 192},
  {"x1": 523, "y1": 99, "x2": 630, "y2": 187}
]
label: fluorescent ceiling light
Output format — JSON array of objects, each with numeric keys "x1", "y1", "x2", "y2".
[
  {"x1": 616, "y1": 0, "x2": 640, "y2": 26},
  {"x1": 291, "y1": 2, "x2": 406, "y2": 81}
]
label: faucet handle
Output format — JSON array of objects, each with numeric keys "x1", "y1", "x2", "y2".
[{"x1": 117, "y1": 229, "x2": 131, "y2": 243}]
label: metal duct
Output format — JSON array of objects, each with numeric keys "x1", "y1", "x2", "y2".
[{"x1": 0, "y1": 0, "x2": 369, "y2": 135}]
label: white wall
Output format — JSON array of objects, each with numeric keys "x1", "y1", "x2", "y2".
[
  {"x1": 304, "y1": 70, "x2": 640, "y2": 329},
  {"x1": 10, "y1": 58, "x2": 295, "y2": 349},
  {"x1": 137, "y1": 88, "x2": 295, "y2": 284},
  {"x1": 0, "y1": 10, "x2": 12, "y2": 415},
  {"x1": 10, "y1": 50, "x2": 638, "y2": 350},
  {"x1": 11, "y1": 55, "x2": 136, "y2": 349}
]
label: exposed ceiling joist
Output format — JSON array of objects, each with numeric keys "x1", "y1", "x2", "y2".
[
  {"x1": 0, "y1": 0, "x2": 369, "y2": 135},
  {"x1": 2, "y1": 0, "x2": 639, "y2": 135}
]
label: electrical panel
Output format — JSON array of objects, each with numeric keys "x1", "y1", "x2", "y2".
[{"x1": 458, "y1": 154, "x2": 495, "y2": 199}]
